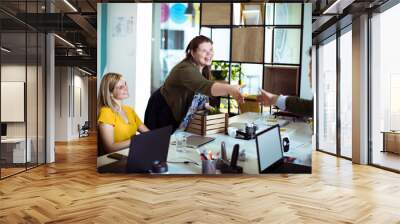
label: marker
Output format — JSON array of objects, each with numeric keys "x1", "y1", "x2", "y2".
[
  {"x1": 215, "y1": 152, "x2": 220, "y2": 160},
  {"x1": 221, "y1": 141, "x2": 228, "y2": 162},
  {"x1": 208, "y1": 151, "x2": 213, "y2": 160}
]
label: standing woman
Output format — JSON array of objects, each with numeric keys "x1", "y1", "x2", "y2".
[
  {"x1": 145, "y1": 35, "x2": 244, "y2": 132},
  {"x1": 98, "y1": 73, "x2": 150, "y2": 155}
]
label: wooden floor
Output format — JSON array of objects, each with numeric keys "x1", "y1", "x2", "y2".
[
  {"x1": 372, "y1": 150, "x2": 400, "y2": 171},
  {"x1": 1, "y1": 135, "x2": 400, "y2": 223}
]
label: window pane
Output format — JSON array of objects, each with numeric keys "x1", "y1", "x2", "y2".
[
  {"x1": 240, "y1": 63, "x2": 263, "y2": 96},
  {"x1": 27, "y1": 31, "x2": 39, "y2": 169},
  {"x1": 273, "y1": 28, "x2": 301, "y2": 64},
  {"x1": 230, "y1": 63, "x2": 240, "y2": 85},
  {"x1": 265, "y1": 3, "x2": 274, "y2": 25},
  {"x1": 317, "y1": 37, "x2": 337, "y2": 154},
  {"x1": 212, "y1": 29, "x2": 230, "y2": 61},
  {"x1": 371, "y1": 3, "x2": 400, "y2": 171},
  {"x1": 274, "y1": 3, "x2": 302, "y2": 25},
  {"x1": 200, "y1": 27, "x2": 211, "y2": 38},
  {"x1": 339, "y1": 29, "x2": 352, "y2": 158},
  {"x1": 264, "y1": 28, "x2": 273, "y2": 63},
  {"x1": 233, "y1": 3, "x2": 241, "y2": 25}
]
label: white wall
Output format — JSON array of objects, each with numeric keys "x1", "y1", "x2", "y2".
[
  {"x1": 55, "y1": 67, "x2": 89, "y2": 141},
  {"x1": 134, "y1": 4, "x2": 153, "y2": 119},
  {"x1": 72, "y1": 73, "x2": 89, "y2": 138},
  {"x1": 98, "y1": 3, "x2": 152, "y2": 120},
  {"x1": 55, "y1": 67, "x2": 69, "y2": 141}
]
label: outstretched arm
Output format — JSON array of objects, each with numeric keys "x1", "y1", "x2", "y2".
[{"x1": 211, "y1": 83, "x2": 245, "y2": 104}]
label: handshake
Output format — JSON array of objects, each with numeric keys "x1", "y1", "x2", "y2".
[{"x1": 229, "y1": 85, "x2": 278, "y2": 107}]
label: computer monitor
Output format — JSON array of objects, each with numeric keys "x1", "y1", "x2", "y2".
[
  {"x1": 255, "y1": 125, "x2": 284, "y2": 172},
  {"x1": 1, "y1": 123, "x2": 7, "y2": 137}
]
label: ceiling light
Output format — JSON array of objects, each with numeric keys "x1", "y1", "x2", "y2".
[
  {"x1": 63, "y1": 0, "x2": 78, "y2": 12},
  {"x1": 78, "y1": 67, "x2": 92, "y2": 76},
  {"x1": 1, "y1": 47, "x2": 11, "y2": 53},
  {"x1": 322, "y1": 0, "x2": 354, "y2": 15},
  {"x1": 54, "y1": 34, "x2": 75, "y2": 48}
]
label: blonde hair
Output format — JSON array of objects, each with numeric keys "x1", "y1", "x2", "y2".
[{"x1": 98, "y1": 72, "x2": 123, "y2": 113}]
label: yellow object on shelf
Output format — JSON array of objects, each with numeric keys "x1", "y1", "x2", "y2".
[{"x1": 239, "y1": 95, "x2": 260, "y2": 113}]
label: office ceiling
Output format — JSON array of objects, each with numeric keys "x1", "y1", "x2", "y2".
[
  {"x1": 1, "y1": 0, "x2": 396, "y2": 74},
  {"x1": 0, "y1": 0, "x2": 97, "y2": 74},
  {"x1": 311, "y1": 0, "x2": 390, "y2": 44}
]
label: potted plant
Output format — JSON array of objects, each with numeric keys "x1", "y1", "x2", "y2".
[
  {"x1": 211, "y1": 61, "x2": 229, "y2": 80},
  {"x1": 231, "y1": 64, "x2": 243, "y2": 82},
  {"x1": 211, "y1": 62, "x2": 243, "y2": 82}
]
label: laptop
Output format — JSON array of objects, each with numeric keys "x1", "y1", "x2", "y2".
[
  {"x1": 255, "y1": 124, "x2": 311, "y2": 174},
  {"x1": 98, "y1": 125, "x2": 172, "y2": 173},
  {"x1": 186, "y1": 135, "x2": 215, "y2": 148}
]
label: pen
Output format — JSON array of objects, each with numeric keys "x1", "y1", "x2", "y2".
[
  {"x1": 200, "y1": 153, "x2": 208, "y2": 160},
  {"x1": 208, "y1": 151, "x2": 213, "y2": 160}
]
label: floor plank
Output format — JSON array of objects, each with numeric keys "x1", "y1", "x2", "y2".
[{"x1": 0, "y1": 135, "x2": 399, "y2": 223}]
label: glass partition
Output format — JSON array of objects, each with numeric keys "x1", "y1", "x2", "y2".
[
  {"x1": 0, "y1": 1, "x2": 46, "y2": 179},
  {"x1": 339, "y1": 28, "x2": 352, "y2": 158},
  {"x1": 317, "y1": 36, "x2": 337, "y2": 155},
  {"x1": 1, "y1": 31, "x2": 28, "y2": 178},
  {"x1": 370, "y1": 4, "x2": 400, "y2": 171}
]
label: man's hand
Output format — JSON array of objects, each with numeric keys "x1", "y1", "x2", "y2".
[{"x1": 257, "y1": 89, "x2": 278, "y2": 106}]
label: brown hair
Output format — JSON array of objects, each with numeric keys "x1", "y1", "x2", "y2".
[
  {"x1": 98, "y1": 72, "x2": 123, "y2": 113},
  {"x1": 184, "y1": 35, "x2": 213, "y2": 80}
]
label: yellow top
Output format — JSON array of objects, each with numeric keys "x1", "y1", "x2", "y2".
[{"x1": 98, "y1": 105, "x2": 143, "y2": 143}]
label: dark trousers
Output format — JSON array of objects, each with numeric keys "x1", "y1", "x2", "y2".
[{"x1": 144, "y1": 88, "x2": 179, "y2": 133}]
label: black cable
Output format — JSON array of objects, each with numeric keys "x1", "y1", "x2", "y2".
[{"x1": 167, "y1": 160, "x2": 200, "y2": 166}]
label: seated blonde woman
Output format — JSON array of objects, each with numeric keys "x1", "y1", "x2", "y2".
[{"x1": 97, "y1": 73, "x2": 150, "y2": 155}]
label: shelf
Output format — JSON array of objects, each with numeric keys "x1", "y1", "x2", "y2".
[
  {"x1": 200, "y1": 2, "x2": 305, "y2": 115},
  {"x1": 201, "y1": 3, "x2": 231, "y2": 26},
  {"x1": 232, "y1": 27, "x2": 264, "y2": 63},
  {"x1": 263, "y1": 66, "x2": 299, "y2": 96}
]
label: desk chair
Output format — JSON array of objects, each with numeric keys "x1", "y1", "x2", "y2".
[
  {"x1": 78, "y1": 121, "x2": 90, "y2": 138},
  {"x1": 97, "y1": 127, "x2": 107, "y2": 157},
  {"x1": 239, "y1": 95, "x2": 260, "y2": 113}
]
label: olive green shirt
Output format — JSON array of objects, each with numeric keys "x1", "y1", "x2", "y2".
[{"x1": 160, "y1": 60, "x2": 214, "y2": 122}]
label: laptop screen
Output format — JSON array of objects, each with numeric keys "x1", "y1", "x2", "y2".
[{"x1": 256, "y1": 125, "x2": 283, "y2": 171}]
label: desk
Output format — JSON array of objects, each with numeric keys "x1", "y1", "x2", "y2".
[
  {"x1": 1, "y1": 138, "x2": 32, "y2": 164},
  {"x1": 97, "y1": 112, "x2": 312, "y2": 174},
  {"x1": 382, "y1": 131, "x2": 400, "y2": 154}
]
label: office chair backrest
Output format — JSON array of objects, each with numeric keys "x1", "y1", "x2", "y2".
[
  {"x1": 97, "y1": 127, "x2": 107, "y2": 157},
  {"x1": 82, "y1": 121, "x2": 90, "y2": 130}
]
